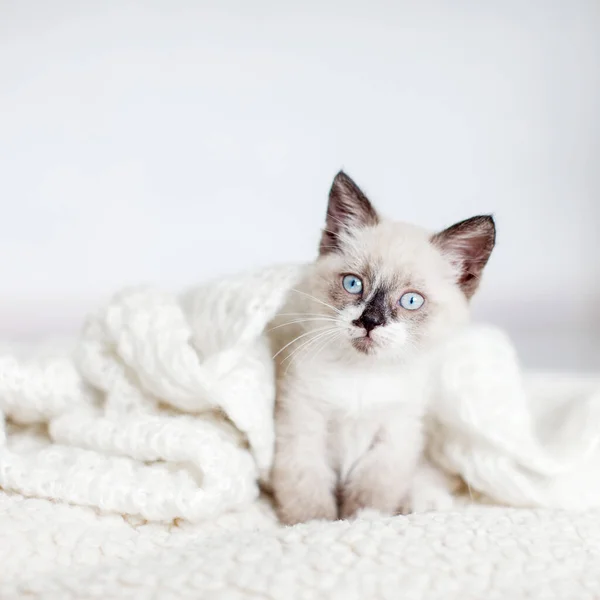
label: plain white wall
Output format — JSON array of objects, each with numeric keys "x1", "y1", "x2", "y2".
[{"x1": 1, "y1": 1, "x2": 598, "y2": 367}]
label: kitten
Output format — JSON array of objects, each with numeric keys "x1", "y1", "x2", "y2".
[{"x1": 270, "y1": 171, "x2": 495, "y2": 525}]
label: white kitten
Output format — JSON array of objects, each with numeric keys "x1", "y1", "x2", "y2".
[{"x1": 270, "y1": 171, "x2": 495, "y2": 525}]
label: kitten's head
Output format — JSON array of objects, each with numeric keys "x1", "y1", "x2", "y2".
[{"x1": 303, "y1": 171, "x2": 495, "y2": 362}]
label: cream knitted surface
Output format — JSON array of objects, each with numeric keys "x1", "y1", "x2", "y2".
[
  {"x1": 2, "y1": 493, "x2": 600, "y2": 600},
  {"x1": 1, "y1": 262, "x2": 600, "y2": 598}
]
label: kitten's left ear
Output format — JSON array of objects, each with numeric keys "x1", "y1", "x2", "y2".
[
  {"x1": 320, "y1": 171, "x2": 379, "y2": 255},
  {"x1": 431, "y1": 215, "x2": 496, "y2": 298}
]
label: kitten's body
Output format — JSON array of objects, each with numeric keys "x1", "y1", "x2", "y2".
[
  {"x1": 272, "y1": 340, "x2": 428, "y2": 522},
  {"x1": 270, "y1": 172, "x2": 495, "y2": 525}
]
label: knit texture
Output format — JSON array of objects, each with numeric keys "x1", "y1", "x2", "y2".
[
  {"x1": 2, "y1": 493, "x2": 600, "y2": 599},
  {"x1": 0, "y1": 264, "x2": 302, "y2": 522}
]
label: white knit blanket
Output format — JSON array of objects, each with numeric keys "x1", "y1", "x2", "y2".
[{"x1": 1, "y1": 263, "x2": 600, "y2": 598}]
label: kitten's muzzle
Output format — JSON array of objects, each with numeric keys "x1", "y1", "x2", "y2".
[{"x1": 353, "y1": 309, "x2": 385, "y2": 334}]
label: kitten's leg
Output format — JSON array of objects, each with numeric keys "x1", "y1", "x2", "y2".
[
  {"x1": 340, "y1": 418, "x2": 422, "y2": 520},
  {"x1": 271, "y1": 400, "x2": 337, "y2": 525}
]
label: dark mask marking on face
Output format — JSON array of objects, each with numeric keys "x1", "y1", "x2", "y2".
[{"x1": 353, "y1": 287, "x2": 388, "y2": 333}]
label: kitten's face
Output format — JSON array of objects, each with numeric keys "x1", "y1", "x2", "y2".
[{"x1": 300, "y1": 172, "x2": 495, "y2": 363}]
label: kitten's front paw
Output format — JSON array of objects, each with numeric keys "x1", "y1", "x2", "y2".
[
  {"x1": 271, "y1": 455, "x2": 338, "y2": 525},
  {"x1": 340, "y1": 487, "x2": 393, "y2": 521},
  {"x1": 339, "y1": 493, "x2": 364, "y2": 521},
  {"x1": 276, "y1": 493, "x2": 337, "y2": 526}
]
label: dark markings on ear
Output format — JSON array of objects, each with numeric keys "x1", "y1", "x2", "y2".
[
  {"x1": 431, "y1": 215, "x2": 496, "y2": 299},
  {"x1": 319, "y1": 171, "x2": 379, "y2": 255}
]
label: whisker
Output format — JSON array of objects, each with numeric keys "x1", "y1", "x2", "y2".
[
  {"x1": 292, "y1": 330, "x2": 344, "y2": 374},
  {"x1": 267, "y1": 317, "x2": 338, "y2": 333},
  {"x1": 280, "y1": 338, "x2": 318, "y2": 370},
  {"x1": 280, "y1": 326, "x2": 338, "y2": 361},
  {"x1": 273, "y1": 312, "x2": 335, "y2": 319},
  {"x1": 304, "y1": 330, "x2": 342, "y2": 366},
  {"x1": 284, "y1": 329, "x2": 339, "y2": 374},
  {"x1": 272, "y1": 326, "x2": 333, "y2": 360},
  {"x1": 281, "y1": 329, "x2": 338, "y2": 373},
  {"x1": 288, "y1": 288, "x2": 342, "y2": 315}
]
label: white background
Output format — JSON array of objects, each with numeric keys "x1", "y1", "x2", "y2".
[{"x1": 0, "y1": 1, "x2": 598, "y2": 369}]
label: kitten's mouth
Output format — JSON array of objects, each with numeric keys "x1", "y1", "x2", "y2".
[{"x1": 351, "y1": 335, "x2": 376, "y2": 354}]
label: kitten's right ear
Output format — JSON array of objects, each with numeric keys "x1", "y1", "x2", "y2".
[
  {"x1": 431, "y1": 215, "x2": 496, "y2": 299},
  {"x1": 319, "y1": 171, "x2": 379, "y2": 255}
]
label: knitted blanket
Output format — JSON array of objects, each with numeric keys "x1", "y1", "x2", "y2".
[{"x1": 1, "y1": 263, "x2": 599, "y2": 598}]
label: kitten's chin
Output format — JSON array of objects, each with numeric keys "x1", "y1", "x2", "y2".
[
  {"x1": 350, "y1": 336, "x2": 378, "y2": 355},
  {"x1": 348, "y1": 334, "x2": 414, "y2": 363}
]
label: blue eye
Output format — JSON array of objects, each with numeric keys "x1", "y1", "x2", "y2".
[
  {"x1": 342, "y1": 274, "x2": 363, "y2": 294},
  {"x1": 399, "y1": 292, "x2": 425, "y2": 310}
]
